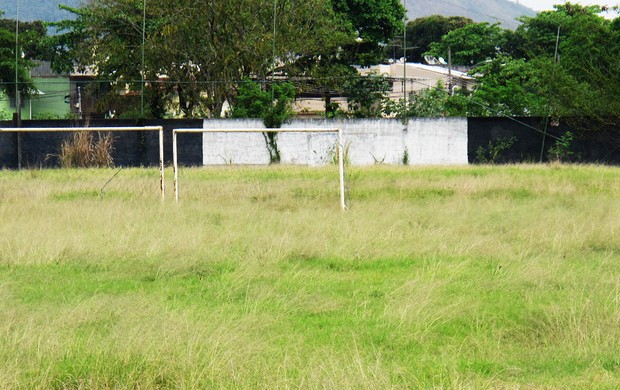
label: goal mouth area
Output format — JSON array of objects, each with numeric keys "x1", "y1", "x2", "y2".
[
  {"x1": 0, "y1": 126, "x2": 166, "y2": 200},
  {"x1": 172, "y1": 127, "x2": 347, "y2": 210}
]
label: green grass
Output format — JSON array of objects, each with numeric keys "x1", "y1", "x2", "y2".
[{"x1": 0, "y1": 164, "x2": 619, "y2": 388}]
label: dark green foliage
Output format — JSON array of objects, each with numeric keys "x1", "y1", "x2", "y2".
[
  {"x1": 426, "y1": 22, "x2": 507, "y2": 65},
  {"x1": 331, "y1": 0, "x2": 405, "y2": 65},
  {"x1": 387, "y1": 15, "x2": 473, "y2": 62},
  {"x1": 0, "y1": 17, "x2": 36, "y2": 100},
  {"x1": 230, "y1": 79, "x2": 295, "y2": 129},
  {"x1": 344, "y1": 73, "x2": 392, "y2": 117}
]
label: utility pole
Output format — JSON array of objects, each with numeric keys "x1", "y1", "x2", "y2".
[
  {"x1": 402, "y1": 0, "x2": 407, "y2": 112},
  {"x1": 15, "y1": 0, "x2": 22, "y2": 169},
  {"x1": 272, "y1": 0, "x2": 277, "y2": 100},
  {"x1": 141, "y1": 0, "x2": 146, "y2": 117},
  {"x1": 447, "y1": 46, "x2": 453, "y2": 95}
]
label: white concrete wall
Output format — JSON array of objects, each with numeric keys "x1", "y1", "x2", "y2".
[{"x1": 202, "y1": 118, "x2": 468, "y2": 166}]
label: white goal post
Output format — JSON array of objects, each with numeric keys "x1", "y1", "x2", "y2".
[
  {"x1": 172, "y1": 128, "x2": 347, "y2": 210},
  {"x1": 0, "y1": 126, "x2": 165, "y2": 199}
]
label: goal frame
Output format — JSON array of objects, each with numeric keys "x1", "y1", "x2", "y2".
[
  {"x1": 172, "y1": 127, "x2": 346, "y2": 210},
  {"x1": 0, "y1": 126, "x2": 165, "y2": 199}
]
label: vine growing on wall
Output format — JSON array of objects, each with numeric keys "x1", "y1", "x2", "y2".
[{"x1": 230, "y1": 79, "x2": 295, "y2": 163}]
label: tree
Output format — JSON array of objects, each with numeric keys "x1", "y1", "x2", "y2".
[
  {"x1": 464, "y1": 55, "x2": 548, "y2": 117},
  {"x1": 425, "y1": 22, "x2": 508, "y2": 65},
  {"x1": 331, "y1": 0, "x2": 406, "y2": 65},
  {"x1": 0, "y1": 12, "x2": 36, "y2": 112},
  {"x1": 284, "y1": 0, "x2": 405, "y2": 116},
  {"x1": 343, "y1": 72, "x2": 391, "y2": 117},
  {"x1": 47, "y1": 0, "x2": 343, "y2": 118},
  {"x1": 512, "y1": 3, "x2": 620, "y2": 121},
  {"x1": 387, "y1": 15, "x2": 472, "y2": 63}
]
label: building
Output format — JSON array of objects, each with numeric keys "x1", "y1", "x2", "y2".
[{"x1": 357, "y1": 62, "x2": 475, "y2": 100}]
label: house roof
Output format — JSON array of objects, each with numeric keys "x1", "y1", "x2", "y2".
[{"x1": 356, "y1": 62, "x2": 473, "y2": 81}]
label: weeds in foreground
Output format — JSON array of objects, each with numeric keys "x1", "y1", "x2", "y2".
[{"x1": 58, "y1": 132, "x2": 114, "y2": 168}]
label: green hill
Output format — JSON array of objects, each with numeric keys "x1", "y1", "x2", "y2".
[{"x1": 406, "y1": 0, "x2": 536, "y2": 29}]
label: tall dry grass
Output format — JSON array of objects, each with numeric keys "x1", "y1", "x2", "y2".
[
  {"x1": 0, "y1": 164, "x2": 619, "y2": 388},
  {"x1": 58, "y1": 131, "x2": 114, "y2": 168}
]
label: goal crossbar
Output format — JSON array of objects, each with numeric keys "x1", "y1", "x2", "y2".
[
  {"x1": 172, "y1": 128, "x2": 346, "y2": 210},
  {"x1": 0, "y1": 126, "x2": 165, "y2": 200}
]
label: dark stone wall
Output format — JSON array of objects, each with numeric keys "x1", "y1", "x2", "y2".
[
  {"x1": 0, "y1": 119, "x2": 203, "y2": 168},
  {"x1": 468, "y1": 117, "x2": 620, "y2": 164},
  {"x1": 0, "y1": 121, "x2": 17, "y2": 169}
]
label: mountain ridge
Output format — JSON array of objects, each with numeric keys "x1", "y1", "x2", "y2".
[
  {"x1": 2, "y1": 0, "x2": 536, "y2": 29},
  {"x1": 1, "y1": 0, "x2": 82, "y2": 22},
  {"x1": 406, "y1": 0, "x2": 536, "y2": 29}
]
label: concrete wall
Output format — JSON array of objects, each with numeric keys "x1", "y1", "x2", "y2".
[{"x1": 203, "y1": 118, "x2": 469, "y2": 166}]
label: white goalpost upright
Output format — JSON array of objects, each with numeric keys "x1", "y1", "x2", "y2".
[
  {"x1": 172, "y1": 127, "x2": 347, "y2": 210},
  {"x1": 0, "y1": 126, "x2": 166, "y2": 199}
]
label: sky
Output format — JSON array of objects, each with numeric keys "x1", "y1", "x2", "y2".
[{"x1": 515, "y1": 0, "x2": 619, "y2": 12}]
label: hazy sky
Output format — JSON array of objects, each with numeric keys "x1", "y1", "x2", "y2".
[{"x1": 515, "y1": 0, "x2": 618, "y2": 11}]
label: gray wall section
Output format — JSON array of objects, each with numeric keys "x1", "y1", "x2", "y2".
[
  {"x1": 0, "y1": 121, "x2": 17, "y2": 169},
  {"x1": 202, "y1": 118, "x2": 469, "y2": 166}
]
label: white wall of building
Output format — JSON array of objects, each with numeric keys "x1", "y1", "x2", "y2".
[{"x1": 202, "y1": 118, "x2": 468, "y2": 166}]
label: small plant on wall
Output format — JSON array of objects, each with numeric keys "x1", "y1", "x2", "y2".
[
  {"x1": 547, "y1": 131, "x2": 575, "y2": 163},
  {"x1": 230, "y1": 79, "x2": 295, "y2": 164},
  {"x1": 475, "y1": 136, "x2": 516, "y2": 164}
]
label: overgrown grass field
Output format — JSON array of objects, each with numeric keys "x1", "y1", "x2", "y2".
[{"x1": 1, "y1": 164, "x2": 619, "y2": 388}]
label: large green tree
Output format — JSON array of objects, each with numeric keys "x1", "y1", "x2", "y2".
[
  {"x1": 285, "y1": 0, "x2": 405, "y2": 116},
  {"x1": 331, "y1": 0, "x2": 405, "y2": 65},
  {"x1": 387, "y1": 15, "x2": 472, "y2": 63},
  {"x1": 414, "y1": 3, "x2": 619, "y2": 123},
  {"x1": 47, "y1": 0, "x2": 343, "y2": 118},
  {"x1": 513, "y1": 3, "x2": 620, "y2": 120},
  {"x1": 425, "y1": 22, "x2": 508, "y2": 66},
  {"x1": 0, "y1": 12, "x2": 37, "y2": 113}
]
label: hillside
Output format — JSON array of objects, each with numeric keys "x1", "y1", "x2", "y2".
[
  {"x1": 406, "y1": 0, "x2": 536, "y2": 29},
  {"x1": 0, "y1": 0, "x2": 82, "y2": 22},
  {"x1": 2, "y1": 0, "x2": 536, "y2": 29}
]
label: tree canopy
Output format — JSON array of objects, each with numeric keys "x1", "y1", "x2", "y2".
[
  {"x1": 45, "y1": 0, "x2": 404, "y2": 119},
  {"x1": 387, "y1": 15, "x2": 473, "y2": 63},
  {"x1": 0, "y1": 13, "x2": 38, "y2": 107},
  {"x1": 414, "y1": 3, "x2": 619, "y2": 123}
]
